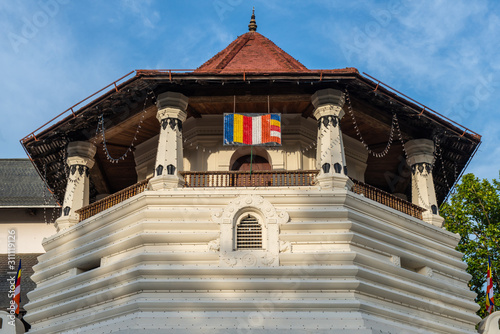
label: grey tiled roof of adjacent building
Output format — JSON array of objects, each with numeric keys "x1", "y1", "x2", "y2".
[{"x1": 0, "y1": 159, "x2": 58, "y2": 207}]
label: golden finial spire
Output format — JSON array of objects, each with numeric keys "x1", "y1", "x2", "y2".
[{"x1": 248, "y1": 7, "x2": 257, "y2": 32}]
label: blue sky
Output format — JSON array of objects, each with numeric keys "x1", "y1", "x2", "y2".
[{"x1": 1, "y1": 0, "x2": 499, "y2": 181}]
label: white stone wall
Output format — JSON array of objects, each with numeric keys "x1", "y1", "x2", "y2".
[
  {"x1": 0, "y1": 208, "x2": 57, "y2": 253},
  {"x1": 25, "y1": 187, "x2": 480, "y2": 333}
]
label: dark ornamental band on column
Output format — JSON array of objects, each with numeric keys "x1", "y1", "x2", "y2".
[
  {"x1": 166, "y1": 164, "x2": 176, "y2": 175},
  {"x1": 161, "y1": 118, "x2": 183, "y2": 131},
  {"x1": 69, "y1": 164, "x2": 89, "y2": 177},
  {"x1": 155, "y1": 164, "x2": 176, "y2": 176},
  {"x1": 318, "y1": 115, "x2": 339, "y2": 129},
  {"x1": 322, "y1": 163, "x2": 330, "y2": 173},
  {"x1": 156, "y1": 164, "x2": 164, "y2": 176},
  {"x1": 63, "y1": 206, "x2": 71, "y2": 216},
  {"x1": 411, "y1": 162, "x2": 433, "y2": 175}
]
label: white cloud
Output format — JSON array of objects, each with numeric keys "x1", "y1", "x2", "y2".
[
  {"x1": 315, "y1": 0, "x2": 499, "y2": 181},
  {"x1": 122, "y1": 0, "x2": 160, "y2": 31},
  {"x1": 0, "y1": 1, "x2": 129, "y2": 157}
]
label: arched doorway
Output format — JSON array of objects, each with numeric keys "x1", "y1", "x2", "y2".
[
  {"x1": 230, "y1": 154, "x2": 272, "y2": 186},
  {"x1": 228, "y1": 146, "x2": 272, "y2": 171},
  {"x1": 231, "y1": 155, "x2": 271, "y2": 171}
]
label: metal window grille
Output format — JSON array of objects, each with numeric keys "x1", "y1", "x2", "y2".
[{"x1": 236, "y1": 215, "x2": 262, "y2": 249}]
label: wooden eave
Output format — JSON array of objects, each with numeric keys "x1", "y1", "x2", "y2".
[{"x1": 21, "y1": 70, "x2": 481, "y2": 206}]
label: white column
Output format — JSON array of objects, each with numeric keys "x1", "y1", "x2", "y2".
[
  {"x1": 311, "y1": 88, "x2": 352, "y2": 189},
  {"x1": 55, "y1": 141, "x2": 96, "y2": 231},
  {"x1": 149, "y1": 91, "x2": 188, "y2": 190},
  {"x1": 406, "y1": 139, "x2": 444, "y2": 227}
]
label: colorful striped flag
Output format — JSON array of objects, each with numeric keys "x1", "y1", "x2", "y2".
[
  {"x1": 486, "y1": 255, "x2": 495, "y2": 314},
  {"x1": 12, "y1": 259, "x2": 21, "y2": 315},
  {"x1": 224, "y1": 113, "x2": 281, "y2": 146}
]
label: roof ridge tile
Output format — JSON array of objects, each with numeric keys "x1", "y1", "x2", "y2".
[{"x1": 195, "y1": 32, "x2": 308, "y2": 73}]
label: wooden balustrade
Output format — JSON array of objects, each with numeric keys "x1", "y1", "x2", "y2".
[
  {"x1": 76, "y1": 171, "x2": 424, "y2": 222},
  {"x1": 76, "y1": 178, "x2": 150, "y2": 221},
  {"x1": 181, "y1": 170, "x2": 318, "y2": 187},
  {"x1": 350, "y1": 178, "x2": 424, "y2": 220}
]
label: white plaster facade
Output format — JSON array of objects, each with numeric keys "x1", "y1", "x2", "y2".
[
  {"x1": 0, "y1": 210, "x2": 56, "y2": 253},
  {"x1": 25, "y1": 184, "x2": 480, "y2": 333}
]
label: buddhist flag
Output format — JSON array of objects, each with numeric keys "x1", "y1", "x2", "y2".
[
  {"x1": 486, "y1": 255, "x2": 495, "y2": 314},
  {"x1": 12, "y1": 259, "x2": 21, "y2": 315},
  {"x1": 224, "y1": 113, "x2": 281, "y2": 146}
]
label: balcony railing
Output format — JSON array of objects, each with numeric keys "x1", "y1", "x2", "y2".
[
  {"x1": 350, "y1": 178, "x2": 424, "y2": 220},
  {"x1": 181, "y1": 170, "x2": 318, "y2": 187},
  {"x1": 76, "y1": 178, "x2": 150, "y2": 222},
  {"x1": 76, "y1": 171, "x2": 424, "y2": 222}
]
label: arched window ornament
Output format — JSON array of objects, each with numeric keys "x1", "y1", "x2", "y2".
[
  {"x1": 212, "y1": 194, "x2": 289, "y2": 267},
  {"x1": 236, "y1": 214, "x2": 262, "y2": 249}
]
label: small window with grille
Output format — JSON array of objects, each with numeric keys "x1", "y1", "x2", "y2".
[{"x1": 236, "y1": 214, "x2": 262, "y2": 249}]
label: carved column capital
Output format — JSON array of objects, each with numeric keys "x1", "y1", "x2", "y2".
[
  {"x1": 313, "y1": 105, "x2": 345, "y2": 121},
  {"x1": 67, "y1": 141, "x2": 96, "y2": 166},
  {"x1": 405, "y1": 139, "x2": 434, "y2": 167},
  {"x1": 156, "y1": 91, "x2": 188, "y2": 121},
  {"x1": 156, "y1": 108, "x2": 187, "y2": 124},
  {"x1": 312, "y1": 88, "x2": 346, "y2": 120},
  {"x1": 311, "y1": 88, "x2": 345, "y2": 109},
  {"x1": 66, "y1": 156, "x2": 95, "y2": 170}
]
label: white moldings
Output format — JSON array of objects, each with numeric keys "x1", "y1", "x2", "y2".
[
  {"x1": 279, "y1": 240, "x2": 292, "y2": 253},
  {"x1": 208, "y1": 238, "x2": 220, "y2": 252},
  {"x1": 211, "y1": 194, "x2": 289, "y2": 226},
  {"x1": 478, "y1": 311, "x2": 500, "y2": 334},
  {"x1": 25, "y1": 188, "x2": 481, "y2": 333},
  {"x1": 391, "y1": 255, "x2": 401, "y2": 267}
]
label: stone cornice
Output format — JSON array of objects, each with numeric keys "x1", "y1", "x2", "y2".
[{"x1": 41, "y1": 188, "x2": 459, "y2": 251}]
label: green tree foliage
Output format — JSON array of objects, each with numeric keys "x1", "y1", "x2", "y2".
[{"x1": 441, "y1": 173, "x2": 499, "y2": 318}]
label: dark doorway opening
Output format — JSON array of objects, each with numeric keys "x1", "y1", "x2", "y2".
[{"x1": 231, "y1": 155, "x2": 271, "y2": 171}]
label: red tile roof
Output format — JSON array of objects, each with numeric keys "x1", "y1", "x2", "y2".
[{"x1": 195, "y1": 31, "x2": 309, "y2": 74}]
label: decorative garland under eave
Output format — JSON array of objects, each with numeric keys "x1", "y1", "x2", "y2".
[
  {"x1": 42, "y1": 163, "x2": 60, "y2": 224},
  {"x1": 96, "y1": 90, "x2": 156, "y2": 163},
  {"x1": 345, "y1": 88, "x2": 459, "y2": 197},
  {"x1": 53, "y1": 85, "x2": 459, "y2": 207}
]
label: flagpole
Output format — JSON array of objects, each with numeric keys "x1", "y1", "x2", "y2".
[{"x1": 250, "y1": 145, "x2": 253, "y2": 176}]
